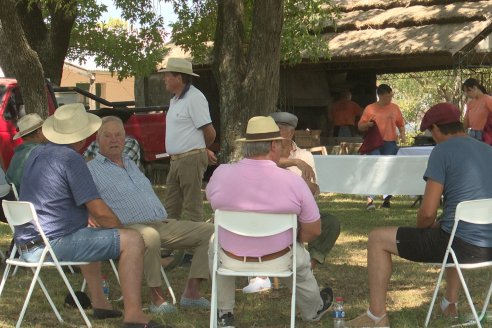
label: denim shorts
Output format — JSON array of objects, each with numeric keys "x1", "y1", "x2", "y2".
[{"x1": 21, "y1": 227, "x2": 120, "y2": 263}]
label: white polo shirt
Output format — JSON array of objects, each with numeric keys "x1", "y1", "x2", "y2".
[{"x1": 165, "y1": 85, "x2": 212, "y2": 155}]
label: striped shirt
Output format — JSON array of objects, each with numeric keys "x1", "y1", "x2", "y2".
[{"x1": 87, "y1": 153, "x2": 167, "y2": 225}]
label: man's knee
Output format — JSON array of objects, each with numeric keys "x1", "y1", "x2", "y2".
[{"x1": 119, "y1": 228, "x2": 145, "y2": 250}]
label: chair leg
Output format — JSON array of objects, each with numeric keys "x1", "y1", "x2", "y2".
[
  {"x1": 160, "y1": 266, "x2": 176, "y2": 304},
  {"x1": 0, "y1": 262, "x2": 12, "y2": 297},
  {"x1": 425, "y1": 265, "x2": 447, "y2": 327},
  {"x1": 210, "y1": 272, "x2": 217, "y2": 328},
  {"x1": 17, "y1": 264, "x2": 45, "y2": 328},
  {"x1": 479, "y1": 280, "x2": 492, "y2": 322},
  {"x1": 456, "y1": 266, "x2": 482, "y2": 328},
  {"x1": 32, "y1": 268, "x2": 63, "y2": 322},
  {"x1": 55, "y1": 265, "x2": 92, "y2": 327},
  {"x1": 110, "y1": 259, "x2": 120, "y2": 285}
]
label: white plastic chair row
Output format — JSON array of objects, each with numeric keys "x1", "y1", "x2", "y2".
[
  {"x1": 210, "y1": 210, "x2": 297, "y2": 328},
  {"x1": 425, "y1": 198, "x2": 492, "y2": 328},
  {"x1": 0, "y1": 200, "x2": 92, "y2": 327}
]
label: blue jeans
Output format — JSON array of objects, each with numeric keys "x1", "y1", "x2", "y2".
[
  {"x1": 368, "y1": 141, "x2": 398, "y2": 201},
  {"x1": 21, "y1": 227, "x2": 120, "y2": 263}
]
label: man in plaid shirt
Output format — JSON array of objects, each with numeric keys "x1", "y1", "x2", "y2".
[{"x1": 84, "y1": 135, "x2": 141, "y2": 167}]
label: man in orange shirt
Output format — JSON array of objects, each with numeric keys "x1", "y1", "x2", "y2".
[
  {"x1": 358, "y1": 84, "x2": 406, "y2": 210},
  {"x1": 329, "y1": 90, "x2": 362, "y2": 137}
]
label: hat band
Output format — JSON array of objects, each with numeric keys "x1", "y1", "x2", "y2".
[{"x1": 245, "y1": 131, "x2": 281, "y2": 140}]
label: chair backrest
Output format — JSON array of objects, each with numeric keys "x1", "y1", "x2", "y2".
[
  {"x1": 1, "y1": 200, "x2": 49, "y2": 247},
  {"x1": 215, "y1": 209, "x2": 297, "y2": 238},
  {"x1": 455, "y1": 198, "x2": 492, "y2": 225}
]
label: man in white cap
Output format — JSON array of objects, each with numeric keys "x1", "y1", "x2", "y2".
[
  {"x1": 160, "y1": 57, "x2": 216, "y2": 223},
  {"x1": 6, "y1": 113, "x2": 46, "y2": 192},
  {"x1": 206, "y1": 116, "x2": 333, "y2": 327},
  {"x1": 16, "y1": 103, "x2": 168, "y2": 328}
]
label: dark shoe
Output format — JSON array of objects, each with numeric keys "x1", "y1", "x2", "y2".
[
  {"x1": 382, "y1": 197, "x2": 391, "y2": 208},
  {"x1": 93, "y1": 308, "x2": 123, "y2": 319},
  {"x1": 312, "y1": 287, "x2": 333, "y2": 321},
  {"x1": 218, "y1": 312, "x2": 235, "y2": 328},
  {"x1": 121, "y1": 320, "x2": 172, "y2": 328}
]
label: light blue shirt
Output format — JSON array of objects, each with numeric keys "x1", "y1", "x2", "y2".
[{"x1": 87, "y1": 153, "x2": 167, "y2": 225}]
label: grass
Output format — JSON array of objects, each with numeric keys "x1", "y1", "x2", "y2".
[{"x1": 1, "y1": 192, "x2": 492, "y2": 327}]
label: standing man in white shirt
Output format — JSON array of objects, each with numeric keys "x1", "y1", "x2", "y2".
[{"x1": 160, "y1": 58, "x2": 216, "y2": 222}]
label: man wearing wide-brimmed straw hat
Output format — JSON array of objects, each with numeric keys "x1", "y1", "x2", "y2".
[
  {"x1": 159, "y1": 57, "x2": 216, "y2": 223},
  {"x1": 206, "y1": 116, "x2": 333, "y2": 327},
  {"x1": 6, "y1": 113, "x2": 46, "y2": 192},
  {"x1": 15, "y1": 103, "x2": 168, "y2": 328}
]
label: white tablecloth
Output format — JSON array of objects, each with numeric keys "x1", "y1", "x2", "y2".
[
  {"x1": 314, "y1": 155, "x2": 429, "y2": 195},
  {"x1": 397, "y1": 146, "x2": 434, "y2": 156}
]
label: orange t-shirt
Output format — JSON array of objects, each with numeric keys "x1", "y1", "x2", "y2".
[
  {"x1": 330, "y1": 99, "x2": 362, "y2": 126},
  {"x1": 359, "y1": 102, "x2": 405, "y2": 141},
  {"x1": 464, "y1": 94, "x2": 492, "y2": 130}
]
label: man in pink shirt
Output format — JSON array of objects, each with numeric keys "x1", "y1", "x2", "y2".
[{"x1": 206, "y1": 116, "x2": 333, "y2": 328}]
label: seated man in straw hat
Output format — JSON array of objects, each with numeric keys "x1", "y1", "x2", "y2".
[
  {"x1": 88, "y1": 116, "x2": 213, "y2": 312},
  {"x1": 6, "y1": 113, "x2": 47, "y2": 193},
  {"x1": 206, "y1": 116, "x2": 333, "y2": 327},
  {"x1": 16, "y1": 103, "x2": 168, "y2": 328}
]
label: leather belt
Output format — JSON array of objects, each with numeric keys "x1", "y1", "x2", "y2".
[
  {"x1": 170, "y1": 148, "x2": 206, "y2": 161},
  {"x1": 222, "y1": 246, "x2": 291, "y2": 262},
  {"x1": 18, "y1": 239, "x2": 45, "y2": 252}
]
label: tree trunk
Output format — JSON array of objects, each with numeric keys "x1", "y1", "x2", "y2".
[
  {"x1": 0, "y1": 0, "x2": 49, "y2": 118},
  {"x1": 213, "y1": 0, "x2": 284, "y2": 162}
]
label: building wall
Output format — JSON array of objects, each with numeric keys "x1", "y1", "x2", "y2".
[{"x1": 60, "y1": 63, "x2": 135, "y2": 105}]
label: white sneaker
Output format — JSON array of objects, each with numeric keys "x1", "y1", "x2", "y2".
[{"x1": 242, "y1": 277, "x2": 272, "y2": 294}]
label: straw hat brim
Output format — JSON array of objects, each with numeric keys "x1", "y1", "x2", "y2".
[
  {"x1": 236, "y1": 136, "x2": 286, "y2": 143},
  {"x1": 159, "y1": 67, "x2": 199, "y2": 77},
  {"x1": 42, "y1": 113, "x2": 102, "y2": 145},
  {"x1": 13, "y1": 121, "x2": 44, "y2": 140}
]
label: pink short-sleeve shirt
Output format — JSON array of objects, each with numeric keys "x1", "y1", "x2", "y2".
[{"x1": 206, "y1": 159, "x2": 320, "y2": 256}]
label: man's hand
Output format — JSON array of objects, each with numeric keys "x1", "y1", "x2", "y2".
[
  {"x1": 295, "y1": 159, "x2": 315, "y2": 182},
  {"x1": 207, "y1": 149, "x2": 217, "y2": 166}
]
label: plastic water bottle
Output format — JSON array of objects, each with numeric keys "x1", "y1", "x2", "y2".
[
  {"x1": 101, "y1": 275, "x2": 110, "y2": 300},
  {"x1": 332, "y1": 296, "x2": 345, "y2": 327}
]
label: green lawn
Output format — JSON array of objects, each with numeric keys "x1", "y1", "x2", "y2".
[{"x1": 1, "y1": 193, "x2": 491, "y2": 327}]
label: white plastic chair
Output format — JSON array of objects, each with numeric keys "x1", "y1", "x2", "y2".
[
  {"x1": 425, "y1": 198, "x2": 492, "y2": 328},
  {"x1": 210, "y1": 210, "x2": 297, "y2": 328},
  {"x1": 0, "y1": 200, "x2": 92, "y2": 328}
]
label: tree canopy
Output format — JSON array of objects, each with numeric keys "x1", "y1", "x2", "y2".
[{"x1": 0, "y1": 0, "x2": 170, "y2": 85}]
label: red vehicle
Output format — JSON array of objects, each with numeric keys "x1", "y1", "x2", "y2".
[{"x1": 0, "y1": 78, "x2": 167, "y2": 169}]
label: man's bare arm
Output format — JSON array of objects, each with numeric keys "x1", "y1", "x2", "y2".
[
  {"x1": 86, "y1": 199, "x2": 123, "y2": 228},
  {"x1": 298, "y1": 220, "x2": 321, "y2": 243},
  {"x1": 201, "y1": 124, "x2": 216, "y2": 147},
  {"x1": 416, "y1": 179, "x2": 444, "y2": 228},
  {"x1": 278, "y1": 157, "x2": 315, "y2": 182}
]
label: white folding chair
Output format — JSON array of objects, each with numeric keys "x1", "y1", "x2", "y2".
[
  {"x1": 0, "y1": 200, "x2": 92, "y2": 328},
  {"x1": 425, "y1": 198, "x2": 492, "y2": 328},
  {"x1": 210, "y1": 210, "x2": 297, "y2": 328}
]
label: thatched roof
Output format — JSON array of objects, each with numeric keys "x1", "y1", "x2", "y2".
[{"x1": 322, "y1": 0, "x2": 492, "y2": 69}]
